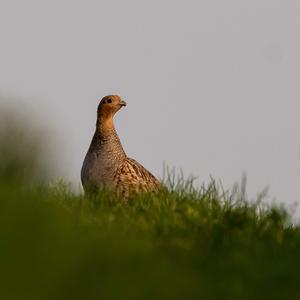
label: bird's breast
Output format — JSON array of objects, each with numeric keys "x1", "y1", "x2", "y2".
[{"x1": 81, "y1": 148, "x2": 124, "y2": 190}]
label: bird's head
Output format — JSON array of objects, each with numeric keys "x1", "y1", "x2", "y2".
[{"x1": 97, "y1": 95, "x2": 127, "y2": 119}]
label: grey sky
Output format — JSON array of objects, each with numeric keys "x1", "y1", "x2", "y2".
[{"x1": 1, "y1": 1, "x2": 299, "y2": 206}]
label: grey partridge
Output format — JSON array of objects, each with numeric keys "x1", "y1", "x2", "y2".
[{"x1": 81, "y1": 95, "x2": 161, "y2": 197}]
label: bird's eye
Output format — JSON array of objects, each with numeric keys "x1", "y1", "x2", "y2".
[{"x1": 107, "y1": 99, "x2": 112, "y2": 103}]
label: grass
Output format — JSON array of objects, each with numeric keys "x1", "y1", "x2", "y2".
[
  {"x1": 0, "y1": 111, "x2": 300, "y2": 300},
  {"x1": 1, "y1": 179, "x2": 300, "y2": 300}
]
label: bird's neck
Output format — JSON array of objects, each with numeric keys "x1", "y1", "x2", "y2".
[
  {"x1": 90, "y1": 115, "x2": 126, "y2": 157},
  {"x1": 96, "y1": 115, "x2": 114, "y2": 136}
]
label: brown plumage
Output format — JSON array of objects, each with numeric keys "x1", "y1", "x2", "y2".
[{"x1": 81, "y1": 95, "x2": 161, "y2": 197}]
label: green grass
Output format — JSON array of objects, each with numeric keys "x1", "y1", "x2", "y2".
[
  {"x1": 1, "y1": 180, "x2": 300, "y2": 300},
  {"x1": 1, "y1": 112, "x2": 300, "y2": 300}
]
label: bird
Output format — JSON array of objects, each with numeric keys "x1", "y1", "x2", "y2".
[{"x1": 81, "y1": 95, "x2": 161, "y2": 197}]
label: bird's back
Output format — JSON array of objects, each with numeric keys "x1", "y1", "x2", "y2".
[{"x1": 113, "y1": 157, "x2": 161, "y2": 197}]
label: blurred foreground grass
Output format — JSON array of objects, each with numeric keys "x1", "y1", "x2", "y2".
[{"x1": 0, "y1": 109, "x2": 300, "y2": 300}]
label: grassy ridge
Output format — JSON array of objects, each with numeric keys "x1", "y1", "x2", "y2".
[
  {"x1": 0, "y1": 111, "x2": 299, "y2": 300},
  {"x1": 1, "y1": 181, "x2": 300, "y2": 300}
]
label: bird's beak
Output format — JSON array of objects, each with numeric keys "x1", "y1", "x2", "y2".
[{"x1": 120, "y1": 100, "x2": 127, "y2": 107}]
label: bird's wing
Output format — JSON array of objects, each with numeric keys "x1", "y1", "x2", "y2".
[{"x1": 113, "y1": 157, "x2": 161, "y2": 197}]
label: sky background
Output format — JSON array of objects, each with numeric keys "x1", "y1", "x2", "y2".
[{"x1": 1, "y1": 1, "x2": 299, "y2": 208}]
